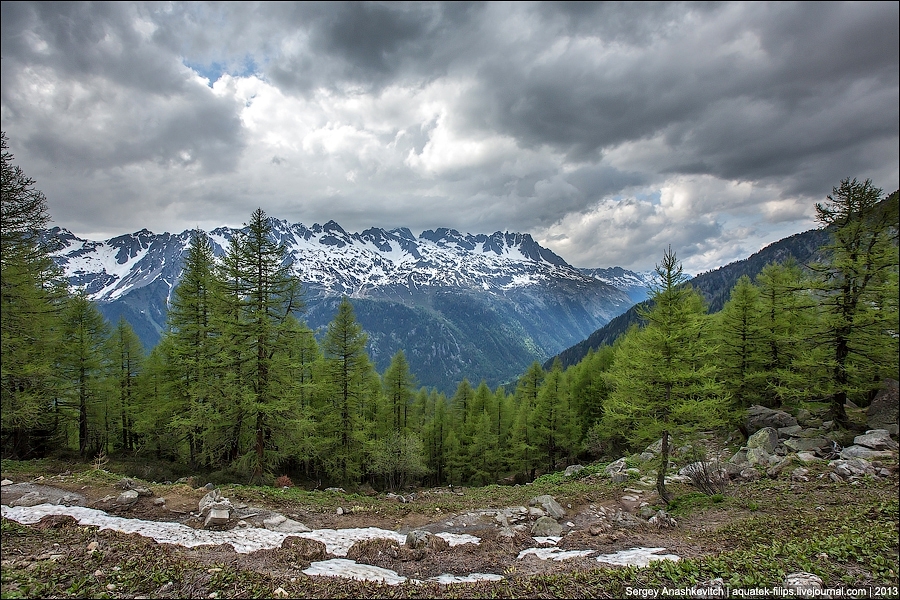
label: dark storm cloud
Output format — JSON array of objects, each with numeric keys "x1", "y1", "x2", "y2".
[
  {"x1": 0, "y1": 1, "x2": 246, "y2": 173},
  {"x1": 1, "y1": 1, "x2": 896, "y2": 271}
]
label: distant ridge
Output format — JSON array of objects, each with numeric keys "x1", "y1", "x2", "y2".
[{"x1": 546, "y1": 226, "x2": 832, "y2": 369}]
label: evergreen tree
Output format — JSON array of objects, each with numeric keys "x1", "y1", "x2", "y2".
[
  {"x1": 108, "y1": 317, "x2": 144, "y2": 453},
  {"x1": 813, "y1": 180, "x2": 900, "y2": 426},
  {"x1": 715, "y1": 275, "x2": 765, "y2": 408},
  {"x1": 58, "y1": 294, "x2": 111, "y2": 457},
  {"x1": 321, "y1": 297, "x2": 373, "y2": 484},
  {"x1": 382, "y1": 350, "x2": 415, "y2": 433},
  {"x1": 532, "y1": 359, "x2": 576, "y2": 472},
  {"x1": 602, "y1": 247, "x2": 730, "y2": 503},
  {"x1": 510, "y1": 362, "x2": 544, "y2": 480},
  {"x1": 1, "y1": 132, "x2": 66, "y2": 458}
]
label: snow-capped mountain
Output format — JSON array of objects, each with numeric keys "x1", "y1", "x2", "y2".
[
  {"x1": 48, "y1": 219, "x2": 637, "y2": 391},
  {"x1": 579, "y1": 267, "x2": 657, "y2": 303}
]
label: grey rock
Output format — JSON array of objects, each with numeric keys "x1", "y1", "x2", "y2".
[
  {"x1": 778, "y1": 425, "x2": 803, "y2": 438},
  {"x1": 336, "y1": 507, "x2": 343, "y2": 515},
  {"x1": 747, "y1": 427, "x2": 779, "y2": 453},
  {"x1": 746, "y1": 405, "x2": 798, "y2": 434},
  {"x1": 263, "y1": 514, "x2": 311, "y2": 533},
  {"x1": 153, "y1": 497, "x2": 166, "y2": 506},
  {"x1": 564, "y1": 464, "x2": 584, "y2": 476},
  {"x1": 784, "y1": 572, "x2": 823, "y2": 598},
  {"x1": 117, "y1": 490, "x2": 139, "y2": 504},
  {"x1": 746, "y1": 446, "x2": 775, "y2": 466},
  {"x1": 729, "y1": 448, "x2": 749, "y2": 466},
  {"x1": 114, "y1": 478, "x2": 136, "y2": 490},
  {"x1": 528, "y1": 506, "x2": 546, "y2": 517},
  {"x1": 324, "y1": 487, "x2": 345, "y2": 493},
  {"x1": 198, "y1": 489, "x2": 232, "y2": 516},
  {"x1": 795, "y1": 452, "x2": 822, "y2": 464},
  {"x1": 203, "y1": 508, "x2": 230, "y2": 527},
  {"x1": 204, "y1": 482, "x2": 215, "y2": 491},
  {"x1": 133, "y1": 486, "x2": 153, "y2": 497},
  {"x1": 605, "y1": 457, "x2": 627, "y2": 474},
  {"x1": 11, "y1": 491, "x2": 49, "y2": 507},
  {"x1": 853, "y1": 429, "x2": 899, "y2": 451},
  {"x1": 738, "y1": 468, "x2": 760, "y2": 482},
  {"x1": 867, "y1": 379, "x2": 899, "y2": 435},
  {"x1": 529, "y1": 494, "x2": 566, "y2": 519},
  {"x1": 612, "y1": 509, "x2": 643, "y2": 529},
  {"x1": 783, "y1": 437, "x2": 829, "y2": 453},
  {"x1": 766, "y1": 456, "x2": 793, "y2": 478},
  {"x1": 639, "y1": 452, "x2": 656, "y2": 462},
  {"x1": 1, "y1": 479, "x2": 13, "y2": 486},
  {"x1": 610, "y1": 472, "x2": 628, "y2": 483},
  {"x1": 648, "y1": 509, "x2": 677, "y2": 529},
  {"x1": 830, "y1": 458, "x2": 875, "y2": 479},
  {"x1": 791, "y1": 467, "x2": 810, "y2": 482},
  {"x1": 531, "y1": 516, "x2": 563, "y2": 537},
  {"x1": 839, "y1": 445, "x2": 895, "y2": 460}
]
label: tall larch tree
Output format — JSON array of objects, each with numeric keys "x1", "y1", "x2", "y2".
[{"x1": 813, "y1": 180, "x2": 899, "y2": 427}]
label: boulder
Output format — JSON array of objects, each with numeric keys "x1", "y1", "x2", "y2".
[
  {"x1": 795, "y1": 452, "x2": 822, "y2": 464},
  {"x1": 830, "y1": 458, "x2": 876, "y2": 479},
  {"x1": 531, "y1": 516, "x2": 563, "y2": 537},
  {"x1": 791, "y1": 467, "x2": 810, "y2": 482},
  {"x1": 747, "y1": 427, "x2": 779, "y2": 453},
  {"x1": 529, "y1": 495, "x2": 566, "y2": 519},
  {"x1": 604, "y1": 457, "x2": 627, "y2": 475},
  {"x1": 116, "y1": 490, "x2": 139, "y2": 505},
  {"x1": 263, "y1": 514, "x2": 311, "y2": 533},
  {"x1": 198, "y1": 489, "x2": 233, "y2": 518},
  {"x1": 746, "y1": 446, "x2": 776, "y2": 466},
  {"x1": 203, "y1": 509, "x2": 230, "y2": 527},
  {"x1": 1, "y1": 479, "x2": 13, "y2": 486},
  {"x1": 564, "y1": 464, "x2": 584, "y2": 477},
  {"x1": 867, "y1": 379, "x2": 899, "y2": 435},
  {"x1": 783, "y1": 437, "x2": 829, "y2": 453},
  {"x1": 784, "y1": 572, "x2": 823, "y2": 598},
  {"x1": 778, "y1": 425, "x2": 803, "y2": 438},
  {"x1": 405, "y1": 530, "x2": 433, "y2": 549},
  {"x1": 853, "y1": 429, "x2": 899, "y2": 451},
  {"x1": 839, "y1": 445, "x2": 895, "y2": 460},
  {"x1": 745, "y1": 405, "x2": 798, "y2": 434},
  {"x1": 11, "y1": 491, "x2": 49, "y2": 507},
  {"x1": 728, "y1": 448, "x2": 749, "y2": 466}
]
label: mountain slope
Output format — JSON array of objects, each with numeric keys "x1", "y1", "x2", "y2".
[
  {"x1": 547, "y1": 227, "x2": 832, "y2": 369},
  {"x1": 49, "y1": 219, "x2": 635, "y2": 392}
]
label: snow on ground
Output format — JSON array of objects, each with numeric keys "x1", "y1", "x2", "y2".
[
  {"x1": 2, "y1": 503, "x2": 679, "y2": 584},
  {"x1": 594, "y1": 547, "x2": 681, "y2": 567},
  {"x1": 2, "y1": 504, "x2": 472, "y2": 555}
]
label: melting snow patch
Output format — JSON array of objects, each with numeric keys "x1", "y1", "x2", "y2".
[
  {"x1": 431, "y1": 573, "x2": 504, "y2": 584},
  {"x1": 518, "y1": 547, "x2": 596, "y2": 561},
  {"x1": 303, "y1": 559, "x2": 408, "y2": 585},
  {"x1": 533, "y1": 536, "x2": 562, "y2": 546},
  {"x1": 0, "y1": 505, "x2": 480, "y2": 557},
  {"x1": 435, "y1": 532, "x2": 480, "y2": 546},
  {"x1": 595, "y1": 547, "x2": 680, "y2": 567}
]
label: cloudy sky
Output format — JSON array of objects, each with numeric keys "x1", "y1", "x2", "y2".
[{"x1": 2, "y1": 2, "x2": 897, "y2": 272}]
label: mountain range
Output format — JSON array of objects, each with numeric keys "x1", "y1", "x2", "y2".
[{"x1": 48, "y1": 220, "x2": 654, "y2": 392}]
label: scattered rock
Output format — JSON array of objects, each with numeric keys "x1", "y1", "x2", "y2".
[
  {"x1": 1, "y1": 479, "x2": 14, "y2": 486},
  {"x1": 531, "y1": 516, "x2": 563, "y2": 537},
  {"x1": 783, "y1": 437, "x2": 830, "y2": 453},
  {"x1": 778, "y1": 425, "x2": 803, "y2": 438},
  {"x1": 746, "y1": 447, "x2": 776, "y2": 467},
  {"x1": 87, "y1": 542, "x2": 99, "y2": 552},
  {"x1": 564, "y1": 465, "x2": 583, "y2": 476},
  {"x1": 198, "y1": 490, "x2": 232, "y2": 516},
  {"x1": 324, "y1": 487, "x2": 345, "y2": 493},
  {"x1": 605, "y1": 458, "x2": 627, "y2": 475},
  {"x1": 117, "y1": 490, "x2": 140, "y2": 505},
  {"x1": 11, "y1": 491, "x2": 49, "y2": 507},
  {"x1": 648, "y1": 510, "x2": 677, "y2": 529},
  {"x1": 830, "y1": 457, "x2": 876, "y2": 480},
  {"x1": 153, "y1": 498, "x2": 166, "y2": 506},
  {"x1": 203, "y1": 508, "x2": 230, "y2": 527},
  {"x1": 746, "y1": 405, "x2": 798, "y2": 434},
  {"x1": 114, "y1": 478, "x2": 136, "y2": 490},
  {"x1": 747, "y1": 427, "x2": 779, "y2": 453},
  {"x1": 263, "y1": 514, "x2": 311, "y2": 533},
  {"x1": 853, "y1": 429, "x2": 899, "y2": 451},
  {"x1": 529, "y1": 495, "x2": 566, "y2": 519},
  {"x1": 784, "y1": 572, "x2": 824, "y2": 598},
  {"x1": 795, "y1": 452, "x2": 822, "y2": 464},
  {"x1": 336, "y1": 507, "x2": 344, "y2": 515},
  {"x1": 839, "y1": 445, "x2": 895, "y2": 460},
  {"x1": 867, "y1": 379, "x2": 899, "y2": 435},
  {"x1": 790, "y1": 467, "x2": 810, "y2": 482}
]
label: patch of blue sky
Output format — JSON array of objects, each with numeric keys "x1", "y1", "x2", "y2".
[{"x1": 184, "y1": 55, "x2": 260, "y2": 86}]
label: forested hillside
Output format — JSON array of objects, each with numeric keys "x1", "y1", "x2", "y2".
[{"x1": 3, "y1": 132, "x2": 898, "y2": 489}]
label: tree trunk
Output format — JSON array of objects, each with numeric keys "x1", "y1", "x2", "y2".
[{"x1": 657, "y1": 430, "x2": 673, "y2": 504}]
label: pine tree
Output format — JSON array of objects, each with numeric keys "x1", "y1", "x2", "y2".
[
  {"x1": 603, "y1": 247, "x2": 730, "y2": 503},
  {"x1": 382, "y1": 350, "x2": 415, "y2": 434},
  {"x1": 715, "y1": 275, "x2": 765, "y2": 408}
]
